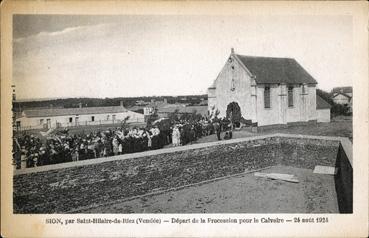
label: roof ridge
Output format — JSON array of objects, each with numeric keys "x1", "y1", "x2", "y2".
[
  {"x1": 22, "y1": 105, "x2": 129, "y2": 118},
  {"x1": 23, "y1": 105, "x2": 126, "y2": 111},
  {"x1": 235, "y1": 54, "x2": 295, "y2": 60},
  {"x1": 333, "y1": 92, "x2": 352, "y2": 99}
]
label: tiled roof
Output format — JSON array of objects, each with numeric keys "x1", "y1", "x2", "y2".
[
  {"x1": 316, "y1": 95, "x2": 332, "y2": 109},
  {"x1": 332, "y1": 92, "x2": 352, "y2": 99},
  {"x1": 22, "y1": 106, "x2": 129, "y2": 118},
  {"x1": 235, "y1": 54, "x2": 318, "y2": 85},
  {"x1": 332, "y1": 86, "x2": 352, "y2": 94},
  {"x1": 127, "y1": 105, "x2": 145, "y2": 112}
]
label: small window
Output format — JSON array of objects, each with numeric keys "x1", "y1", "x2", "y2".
[
  {"x1": 231, "y1": 66, "x2": 235, "y2": 70},
  {"x1": 69, "y1": 117, "x2": 73, "y2": 123},
  {"x1": 288, "y1": 86, "x2": 294, "y2": 107},
  {"x1": 302, "y1": 85, "x2": 306, "y2": 94},
  {"x1": 231, "y1": 79, "x2": 236, "y2": 91},
  {"x1": 39, "y1": 119, "x2": 44, "y2": 125},
  {"x1": 91, "y1": 116, "x2": 95, "y2": 122},
  {"x1": 106, "y1": 115, "x2": 110, "y2": 120},
  {"x1": 112, "y1": 115, "x2": 116, "y2": 121},
  {"x1": 264, "y1": 86, "x2": 271, "y2": 108}
]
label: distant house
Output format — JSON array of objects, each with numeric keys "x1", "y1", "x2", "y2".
[
  {"x1": 208, "y1": 48, "x2": 331, "y2": 126},
  {"x1": 135, "y1": 100, "x2": 149, "y2": 106},
  {"x1": 331, "y1": 86, "x2": 352, "y2": 97},
  {"x1": 15, "y1": 101, "x2": 144, "y2": 130},
  {"x1": 331, "y1": 86, "x2": 352, "y2": 112}
]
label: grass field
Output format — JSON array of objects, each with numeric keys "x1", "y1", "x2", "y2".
[{"x1": 196, "y1": 116, "x2": 352, "y2": 144}]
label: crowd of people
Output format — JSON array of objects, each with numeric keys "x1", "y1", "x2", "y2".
[{"x1": 13, "y1": 116, "x2": 235, "y2": 169}]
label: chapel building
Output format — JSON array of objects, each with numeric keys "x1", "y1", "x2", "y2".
[{"x1": 208, "y1": 48, "x2": 330, "y2": 126}]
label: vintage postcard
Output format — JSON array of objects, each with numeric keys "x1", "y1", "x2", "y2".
[{"x1": 1, "y1": 0, "x2": 368, "y2": 237}]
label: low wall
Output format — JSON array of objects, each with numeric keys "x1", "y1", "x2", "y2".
[
  {"x1": 278, "y1": 137, "x2": 339, "y2": 169},
  {"x1": 334, "y1": 142, "x2": 353, "y2": 213},
  {"x1": 13, "y1": 135, "x2": 349, "y2": 213}
]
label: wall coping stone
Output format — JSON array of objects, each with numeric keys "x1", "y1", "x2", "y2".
[{"x1": 14, "y1": 133, "x2": 352, "y2": 176}]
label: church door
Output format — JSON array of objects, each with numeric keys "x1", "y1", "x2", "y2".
[{"x1": 226, "y1": 102, "x2": 242, "y2": 127}]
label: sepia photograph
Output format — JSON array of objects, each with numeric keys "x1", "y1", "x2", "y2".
[
  {"x1": 1, "y1": 1, "x2": 368, "y2": 237},
  {"x1": 12, "y1": 13, "x2": 354, "y2": 214}
]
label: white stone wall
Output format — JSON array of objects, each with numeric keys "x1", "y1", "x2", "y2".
[
  {"x1": 256, "y1": 84, "x2": 281, "y2": 126},
  {"x1": 285, "y1": 84, "x2": 317, "y2": 123},
  {"x1": 285, "y1": 84, "x2": 310, "y2": 123},
  {"x1": 317, "y1": 109, "x2": 331, "y2": 122},
  {"x1": 286, "y1": 85, "x2": 301, "y2": 123},
  {"x1": 207, "y1": 88, "x2": 217, "y2": 115},
  {"x1": 307, "y1": 85, "x2": 317, "y2": 121},
  {"x1": 209, "y1": 55, "x2": 254, "y2": 120}
]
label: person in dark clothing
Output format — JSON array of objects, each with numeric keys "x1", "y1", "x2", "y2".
[
  {"x1": 228, "y1": 121, "x2": 233, "y2": 139},
  {"x1": 213, "y1": 120, "x2": 221, "y2": 140},
  {"x1": 223, "y1": 121, "x2": 233, "y2": 140}
]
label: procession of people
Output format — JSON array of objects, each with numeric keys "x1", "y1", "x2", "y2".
[{"x1": 13, "y1": 115, "x2": 235, "y2": 169}]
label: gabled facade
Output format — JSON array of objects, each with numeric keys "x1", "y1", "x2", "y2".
[
  {"x1": 331, "y1": 89, "x2": 352, "y2": 106},
  {"x1": 208, "y1": 49, "x2": 329, "y2": 126},
  {"x1": 332, "y1": 93, "x2": 352, "y2": 105}
]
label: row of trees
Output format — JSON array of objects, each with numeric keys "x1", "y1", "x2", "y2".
[{"x1": 13, "y1": 95, "x2": 208, "y2": 112}]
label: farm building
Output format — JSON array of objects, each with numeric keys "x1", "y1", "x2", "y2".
[
  {"x1": 15, "y1": 101, "x2": 144, "y2": 130},
  {"x1": 331, "y1": 86, "x2": 352, "y2": 112},
  {"x1": 208, "y1": 48, "x2": 331, "y2": 126}
]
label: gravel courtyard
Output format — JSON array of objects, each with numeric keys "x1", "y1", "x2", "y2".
[{"x1": 82, "y1": 165, "x2": 339, "y2": 213}]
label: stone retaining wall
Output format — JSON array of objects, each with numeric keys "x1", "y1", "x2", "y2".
[
  {"x1": 334, "y1": 143, "x2": 353, "y2": 213},
  {"x1": 13, "y1": 136, "x2": 345, "y2": 213},
  {"x1": 278, "y1": 137, "x2": 339, "y2": 169}
]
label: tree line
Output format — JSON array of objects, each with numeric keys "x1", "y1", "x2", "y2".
[{"x1": 13, "y1": 95, "x2": 208, "y2": 112}]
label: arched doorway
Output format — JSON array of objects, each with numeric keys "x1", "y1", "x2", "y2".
[{"x1": 226, "y1": 102, "x2": 242, "y2": 127}]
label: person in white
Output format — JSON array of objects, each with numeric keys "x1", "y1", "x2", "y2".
[
  {"x1": 112, "y1": 136, "x2": 119, "y2": 155},
  {"x1": 146, "y1": 131, "x2": 152, "y2": 149},
  {"x1": 172, "y1": 126, "x2": 181, "y2": 146}
]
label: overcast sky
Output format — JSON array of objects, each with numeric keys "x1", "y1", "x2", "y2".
[{"x1": 13, "y1": 15, "x2": 353, "y2": 100}]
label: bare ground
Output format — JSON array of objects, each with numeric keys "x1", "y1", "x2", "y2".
[{"x1": 82, "y1": 165, "x2": 339, "y2": 213}]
